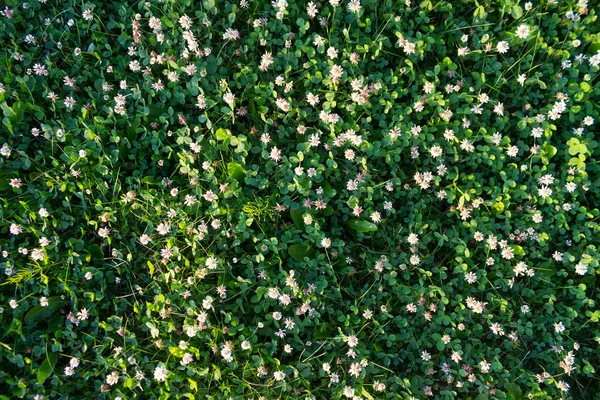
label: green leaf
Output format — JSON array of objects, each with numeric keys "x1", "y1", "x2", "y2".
[
  {"x1": 288, "y1": 244, "x2": 315, "y2": 261},
  {"x1": 207, "y1": 55, "x2": 217, "y2": 74},
  {"x1": 216, "y1": 128, "x2": 230, "y2": 141},
  {"x1": 1, "y1": 101, "x2": 15, "y2": 118},
  {"x1": 37, "y1": 352, "x2": 58, "y2": 384},
  {"x1": 314, "y1": 324, "x2": 334, "y2": 339},
  {"x1": 511, "y1": 6, "x2": 523, "y2": 19},
  {"x1": 569, "y1": 144, "x2": 580, "y2": 156},
  {"x1": 11, "y1": 385, "x2": 25, "y2": 398},
  {"x1": 492, "y1": 202, "x2": 505, "y2": 213},
  {"x1": 24, "y1": 298, "x2": 66, "y2": 324},
  {"x1": 537, "y1": 261, "x2": 557, "y2": 277},
  {"x1": 2, "y1": 117, "x2": 13, "y2": 133},
  {"x1": 148, "y1": 260, "x2": 155, "y2": 275},
  {"x1": 474, "y1": 5, "x2": 487, "y2": 19},
  {"x1": 543, "y1": 144, "x2": 557, "y2": 158},
  {"x1": 581, "y1": 81, "x2": 591, "y2": 93},
  {"x1": 290, "y1": 207, "x2": 304, "y2": 229},
  {"x1": 361, "y1": 387, "x2": 374, "y2": 400},
  {"x1": 504, "y1": 382, "x2": 523, "y2": 400},
  {"x1": 296, "y1": 18, "x2": 309, "y2": 34},
  {"x1": 227, "y1": 162, "x2": 246, "y2": 181},
  {"x1": 508, "y1": 244, "x2": 524, "y2": 256},
  {"x1": 212, "y1": 364, "x2": 221, "y2": 380},
  {"x1": 169, "y1": 346, "x2": 184, "y2": 357},
  {"x1": 127, "y1": 117, "x2": 140, "y2": 138},
  {"x1": 537, "y1": 79, "x2": 546, "y2": 89},
  {"x1": 89, "y1": 244, "x2": 103, "y2": 260},
  {"x1": 320, "y1": 206, "x2": 334, "y2": 217},
  {"x1": 347, "y1": 220, "x2": 378, "y2": 232},
  {"x1": 146, "y1": 322, "x2": 160, "y2": 338},
  {"x1": 124, "y1": 377, "x2": 136, "y2": 389}
]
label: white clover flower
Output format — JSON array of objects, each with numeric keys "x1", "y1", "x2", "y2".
[
  {"x1": 347, "y1": 0, "x2": 361, "y2": 13},
  {"x1": 179, "y1": 14, "x2": 192, "y2": 29},
  {"x1": 223, "y1": 91, "x2": 235, "y2": 107},
  {"x1": 408, "y1": 233, "x2": 419, "y2": 245},
  {"x1": 181, "y1": 353, "x2": 194, "y2": 365},
  {"x1": 575, "y1": 262, "x2": 587, "y2": 275},
  {"x1": 465, "y1": 271, "x2": 478, "y2": 284},
  {"x1": 205, "y1": 256, "x2": 218, "y2": 269},
  {"x1": 31, "y1": 248, "x2": 45, "y2": 261},
  {"x1": 451, "y1": 351, "x2": 462, "y2": 363},
  {"x1": 106, "y1": 371, "x2": 119, "y2": 386},
  {"x1": 154, "y1": 365, "x2": 168, "y2": 381},
  {"x1": 269, "y1": 146, "x2": 282, "y2": 162},
  {"x1": 538, "y1": 186, "x2": 553, "y2": 199},
  {"x1": 347, "y1": 335, "x2": 358, "y2": 348},
  {"x1": 157, "y1": 222, "x2": 170, "y2": 235},
  {"x1": 348, "y1": 362, "x2": 362, "y2": 377},
  {"x1": 516, "y1": 24, "x2": 530, "y2": 39},
  {"x1": 497, "y1": 41, "x2": 509, "y2": 54},
  {"x1": 273, "y1": 370, "x2": 286, "y2": 381},
  {"x1": 1, "y1": 143, "x2": 12, "y2": 157},
  {"x1": 479, "y1": 360, "x2": 491, "y2": 373}
]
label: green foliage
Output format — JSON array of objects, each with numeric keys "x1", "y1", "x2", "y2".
[{"x1": 0, "y1": 0, "x2": 599, "y2": 399}]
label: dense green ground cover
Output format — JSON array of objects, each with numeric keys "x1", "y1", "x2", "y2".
[{"x1": 1, "y1": 0, "x2": 600, "y2": 398}]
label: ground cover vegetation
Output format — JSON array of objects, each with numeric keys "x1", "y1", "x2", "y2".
[{"x1": 1, "y1": 0, "x2": 600, "y2": 398}]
